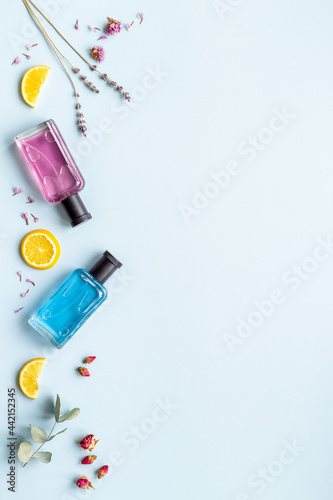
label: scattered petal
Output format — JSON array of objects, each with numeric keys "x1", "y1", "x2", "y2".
[
  {"x1": 27, "y1": 44, "x2": 38, "y2": 50},
  {"x1": 125, "y1": 21, "x2": 134, "y2": 30},
  {"x1": 75, "y1": 19, "x2": 80, "y2": 30},
  {"x1": 30, "y1": 213, "x2": 39, "y2": 223},
  {"x1": 15, "y1": 307, "x2": 24, "y2": 313},
  {"x1": 22, "y1": 53, "x2": 31, "y2": 60},
  {"x1": 137, "y1": 12, "x2": 144, "y2": 24},
  {"x1": 26, "y1": 196, "x2": 35, "y2": 204},
  {"x1": 97, "y1": 35, "x2": 107, "y2": 40},
  {"x1": 21, "y1": 213, "x2": 29, "y2": 225},
  {"x1": 21, "y1": 289, "x2": 29, "y2": 298},
  {"x1": 89, "y1": 26, "x2": 100, "y2": 32},
  {"x1": 12, "y1": 56, "x2": 21, "y2": 65},
  {"x1": 27, "y1": 279, "x2": 36, "y2": 286},
  {"x1": 12, "y1": 187, "x2": 23, "y2": 196},
  {"x1": 17, "y1": 271, "x2": 22, "y2": 282}
]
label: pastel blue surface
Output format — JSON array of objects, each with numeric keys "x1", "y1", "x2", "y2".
[
  {"x1": 29, "y1": 269, "x2": 107, "y2": 348},
  {"x1": 1, "y1": 0, "x2": 333, "y2": 499}
]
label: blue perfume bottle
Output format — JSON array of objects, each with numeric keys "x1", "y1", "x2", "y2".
[{"x1": 29, "y1": 251, "x2": 122, "y2": 348}]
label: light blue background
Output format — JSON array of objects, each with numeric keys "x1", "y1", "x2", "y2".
[{"x1": 1, "y1": 0, "x2": 333, "y2": 498}]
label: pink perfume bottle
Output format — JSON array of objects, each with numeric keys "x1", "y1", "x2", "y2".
[{"x1": 15, "y1": 120, "x2": 91, "y2": 227}]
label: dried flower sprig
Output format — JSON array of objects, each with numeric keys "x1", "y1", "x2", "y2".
[
  {"x1": 22, "y1": 0, "x2": 130, "y2": 109},
  {"x1": 18, "y1": 395, "x2": 80, "y2": 467},
  {"x1": 31, "y1": 213, "x2": 39, "y2": 222},
  {"x1": 21, "y1": 213, "x2": 29, "y2": 225},
  {"x1": 13, "y1": 187, "x2": 23, "y2": 196}
]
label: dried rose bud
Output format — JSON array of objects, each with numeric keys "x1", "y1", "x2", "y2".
[
  {"x1": 78, "y1": 367, "x2": 90, "y2": 377},
  {"x1": 98, "y1": 465, "x2": 109, "y2": 479},
  {"x1": 77, "y1": 434, "x2": 99, "y2": 451},
  {"x1": 82, "y1": 455, "x2": 97, "y2": 465},
  {"x1": 84, "y1": 356, "x2": 96, "y2": 364},
  {"x1": 76, "y1": 476, "x2": 94, "y2": 489}
]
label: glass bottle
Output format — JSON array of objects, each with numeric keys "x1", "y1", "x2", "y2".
[
  {"x1": 15, "y1": 119, "x2": 91, "y2": 227},
  {"x1": 29, "y1": 251, "x2": 122, "y2": 348}
]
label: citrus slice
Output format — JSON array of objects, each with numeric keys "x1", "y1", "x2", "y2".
[
  {"x1": 20, "y1": 229, "x2": 61, "y2": 270},
  {"x1": 19, "y1": 358, "x2": 45, "y2": 399},
  {"x1": 21, "y1": 65, "x2": 50, "y2": 108}
]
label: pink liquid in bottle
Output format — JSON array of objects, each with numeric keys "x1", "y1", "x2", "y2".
[{"x1": 15, "y1": 120, "x2": 91, "y2": 227}]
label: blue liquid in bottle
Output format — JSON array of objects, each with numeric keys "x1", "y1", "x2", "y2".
[{"x1": 29, "y1": 252, "x2": 122, "y2": 349}]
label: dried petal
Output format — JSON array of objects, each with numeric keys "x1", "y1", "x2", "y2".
[
  {"x1": 126, "y1": 21, "x2": 134, "y2": 30},
  {"x1": 15, "y1": 307, "x2": 24, "y2": 313},
  {"x1": 27, "y1": 44, "x2": 38, "y2": 50},
  {"x1": 30, "y1": 213, "x2": 39, "y2": 223},
  {"x1": 27, "y1": 279, "x2": 36, "y2": 286},
  {"x1": 97, "y1": 36, "x2": 108, "y2": 40},
  {"x1": 22, "y1": 53, "x2": 31, "y2": 60},
  {"x1": 21, "y1": 289, "x2": 29, "y2": 298},
  {"x1": 75, "y1": 19, "x2": 80, "y2": 30},
  {"x1": 12, "y1": 187, "x2": 23, "y2": 196},
  {"x1": 89, "y1": 26, "x2": 100, "y2": 32},
  {"x1": 26, "y1": 196, "x2": 35, "y2": 204},
  {"x1": 78, "y1": 367, "x2": 90, "y2": 377},
  {"x1": 21, "y1": 213, "x2": 29, "y2": 225},
  {"x1": 137, "y1": 12, "x2": 144, "y2": 24},
  {"x1": 98, "y1": 465, "x2": 109, "y2": 479},
  {"x1": 12, "y1": 56, "x2": 21, "y2": 65},
  {"x1": 17, "y1": 271, "x2": 22, "y2": 282},
  {"x1": 84, "y1": 356, "x2": 96, "y2": 364}
]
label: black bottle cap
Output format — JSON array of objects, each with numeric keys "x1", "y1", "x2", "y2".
[
  {"x1": 61, "y1": 194, "x2": 92, "y2": 227},
  {"x1": 89, "y1": 251, "x2": 123, "y2": 284}
]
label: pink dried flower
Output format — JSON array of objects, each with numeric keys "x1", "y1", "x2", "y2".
[
  {"x1": 21, "y1": 289, "x2": 29, "y2": 298},
  {"x1": 17, "y1": 271, "x2": 22, "y2": 282},
  {"x1": 27, "y1": 279, "x2": 36, "y2": 286},
  {"x1": 12, "y1": 56, "x2": 21, "y2": 65},
  {"x1": 83, "y1": 356, "x2": 96, "y2": 364},
  {"x1": 21, "y1": 213, "x2": 29, "y2": 225},
  {"x1": 98, "y1": 465, "x2": 109, "y2": 479},
  {"x1": 90, "y1": 45, "x2": 106, "y2": 63},
  {"x1": 126, "y1": 21, "x2": 134, "y2": 30},
  {"x1": 22, "y1": 53, "x2": 31, "y2": 60},
  {"x1": 26, "y1": 196, "x2": 35, "y2": 204},
  {"x1": 78, "y1": 367, "x2": 90, "y2": 377},
  {"x1": 15, "y1": 307, "x2": 24, "y2": 313},
  {"x1": 81, "y1": 455, "x2": 97, "y2": 465},
  {"x1": 77, "y1": 434, "x2": 99, "y2": 451},
  {"x1": 31, "y1": 213, "x2": 39, "y2": 223},
  {"x1": 89, "y1": 26, "x2": 100, "y2": 32},
  {"x1": 12, "y1": 187, "x2": 23, "y2": 196},
  {"x1": 75, "y1": 19, "x2": 79, "y2": 30},
  {"x1": 106, "y1": 17, "x2": 122, "y2": 35},
  {"x1": 137, "y1": 12, "x2": 144, "y2": 24},
  {"x1": 97, "y1": 35, "x2": 107, "y2": 40},
  {"x1": 76, "y1": 476, "x2": 94, "y2": 490},
  {"x1": 27, "y1": 44, "x2": 38, "y2": 50}
]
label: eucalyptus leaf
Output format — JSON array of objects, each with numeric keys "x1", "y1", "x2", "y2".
[
  {"x1": 55, "y1": 394, "x2": 61, "y2": 423},
  {"x1": 33, "y1": 451, "x2": 52, "y2": 464},
  {"x1": 30, "y1": 425, "x2": 48, "y2": 444},
  {"x1": 18, "y1": 441, "x2": 34, "y2": 463},
  {"x1": 58, "y1": 408, "x2": 80, "y2": 423},
  {"x1": 47, "y1": 428, "x2": 67, "y2": 441}
]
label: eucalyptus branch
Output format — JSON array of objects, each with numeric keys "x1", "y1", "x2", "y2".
[{"x1": 18, "y1": 395, "x2": 80, "y2": 467}]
